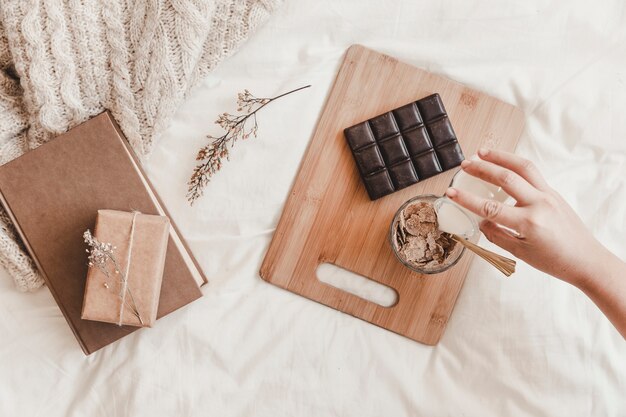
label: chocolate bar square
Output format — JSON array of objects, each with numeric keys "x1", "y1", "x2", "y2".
[
  {"x1": 426, "y1": 117, "x2": 456, "y2": 147},
  {"x1": 363, "y1": 170, "x2": 395, "y2": 200},
  {"x1": 344, "y1": 122, "x2": 376, "y2": 150},
  {"x1": 413, "y1": 151, "x2": 442, "y2": 179},
  {"x1": 402, "y1": 126, "x2": 432, "y2": 156},
  {"x1": 436, "y1": 142, "x2": 465, "y2": 171},
  {"x1": 392, "y1": 103, "x2": 422, "y2": 131},
  {"x1": 416, "y1": 94, "x2": 447, "y2": 122},
  {"x1": 378, "y1": 135, "x2": 410, "y2": 166},
  {"x1": 344, "y1": 93, "x2": 464, "y2": 200},
  {"x1": 353, "y1": 145, "x2": 385, "y2": 175},
  {"x1": 388, "y1": 160, "x2": 419, "y2": 189},
  {"x1": 369, "y1": 112, "x2": 399, "y2": 139}
]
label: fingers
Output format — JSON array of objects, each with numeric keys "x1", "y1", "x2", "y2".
[
  {"x1": 460, "y1": 158, "x2": 540, "y2": 205},
  {"x1": 479, "y1": 220, "x2": 520, "y2": 256},
  {"x1": 477, "y1": 148, "x2": 549, "y2": 191},
  {"x1": 446, "y1": 187, "x2": 521, "y2": 230}
]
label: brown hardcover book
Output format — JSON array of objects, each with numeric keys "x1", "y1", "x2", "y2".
[{"x1": 0, "y1": 111, "x2": 207, "y2": 354}]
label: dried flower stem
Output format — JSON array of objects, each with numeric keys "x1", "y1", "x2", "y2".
[
  {"x1": 104, "y1": 252, "x2": 144, "y2": 325},
  {"x1": 187, "y1": 84, "x2": 311, "y2": 204},
  {"x1": 84, "y1": 230, "x2": 144, "y2": 325}
]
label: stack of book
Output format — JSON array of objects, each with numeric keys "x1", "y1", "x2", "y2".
[{"x1": 0, "y1": 112, "x2": 207, "y2": 354}]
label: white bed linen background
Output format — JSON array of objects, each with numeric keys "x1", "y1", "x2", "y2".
[{"x1": 1, "y1": 1, "x2": 625, "y2": 415}]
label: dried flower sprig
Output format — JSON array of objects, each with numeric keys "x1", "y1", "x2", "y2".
[
  {"x1": 187, "y1": 84, "x2": 311, "y2": 204},
  {"x1": 83, "y1": 230, "x2": 144, "y2": 325}
]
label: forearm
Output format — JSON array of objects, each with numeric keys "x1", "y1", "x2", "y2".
[
  {"x1": 572, "y1": 247, "x2": 626, "y2": 338},
  {"x1": 449, "y1": 149, "x2": 625, "y2": 336}
]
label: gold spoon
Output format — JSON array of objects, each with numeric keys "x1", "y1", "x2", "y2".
[
  {"x1": 449, "y1": 234, "x2": 516, "y2": 277},
  {"x1": 434, "y1": 197, "x2": 516, "y2": 277}
]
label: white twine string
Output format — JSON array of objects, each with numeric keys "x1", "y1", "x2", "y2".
[{"x1": 118, "y1": 211, "x2": 139, "y2": 326}]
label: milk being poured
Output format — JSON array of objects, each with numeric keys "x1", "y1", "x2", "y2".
[
  {"x1": 435, "y1": 168, "x2": 510, "y2": 238},
  {"x1": 435, "y1": 199, "x2": 477, "y2": 238},
  {"x1": 452, "y1": 169, "x2": 509, "y2": 203}
]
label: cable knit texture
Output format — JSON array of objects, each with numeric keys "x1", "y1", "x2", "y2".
[{"x1": 0, "y1": 0, "x2": 281, "y2": 291}]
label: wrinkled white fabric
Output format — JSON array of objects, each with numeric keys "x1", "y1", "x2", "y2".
[{"x1": 1, "y1": 0, "x2": 625, "y2": 415}]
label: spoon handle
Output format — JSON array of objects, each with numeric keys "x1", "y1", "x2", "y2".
[{"x1": 450, "y1": 234, "x2": 516, "y2": 277}]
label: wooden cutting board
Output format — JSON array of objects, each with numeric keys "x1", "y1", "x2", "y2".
[{"x1": 260, "y1": 45, "x2": 525, "y2": 345}]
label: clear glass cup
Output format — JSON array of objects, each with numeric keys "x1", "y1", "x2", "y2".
[
  {"x1": 389, "y1": 194, "x2": 477, "y2": 274},
  {"x1": 450, "y1": 168, "x2": 509, "y2": 202},
  {"x1": 448, "y1": 168, "x2": 513, "y2": 222}
]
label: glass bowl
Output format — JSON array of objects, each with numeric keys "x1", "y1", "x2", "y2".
[{"x1": 389, "y1": 194, "x2": 476, "y2": 275}]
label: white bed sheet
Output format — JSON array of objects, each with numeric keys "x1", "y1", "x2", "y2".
[{"x1": 1, "y1": 1, "x2": 625, "y2": 415}]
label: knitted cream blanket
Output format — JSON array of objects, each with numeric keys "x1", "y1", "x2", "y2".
[{"x1": 0, "y1": 0, "x2": 281, "y2": 292}]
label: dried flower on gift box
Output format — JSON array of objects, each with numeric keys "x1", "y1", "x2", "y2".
[
  {"x1": 83, "y1": 230, "x2": 144, "y2": 325},
  {"x1": 187, "y1": 84, "x2": 311, "y2": 204}
]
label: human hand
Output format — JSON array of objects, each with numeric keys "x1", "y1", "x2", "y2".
[{"x1": 445, "y1": 148, "x2": 608, "y2": 286}]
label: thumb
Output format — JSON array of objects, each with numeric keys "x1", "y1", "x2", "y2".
[{"x1": 479, "y1": 220, "x2": 520, "y2": 257}]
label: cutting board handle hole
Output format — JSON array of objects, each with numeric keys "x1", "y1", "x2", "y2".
[{"x1": 316, "y1": 263, "x2": 398, "y2": 308}]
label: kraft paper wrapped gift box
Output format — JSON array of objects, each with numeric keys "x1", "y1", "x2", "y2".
[{"x1": 81, "y1": 210, "x2": 170, "y2": 327}]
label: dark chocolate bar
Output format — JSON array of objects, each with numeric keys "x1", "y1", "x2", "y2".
[{"x1": 344, "y1": 93, "x2": 464, "y2": 200}]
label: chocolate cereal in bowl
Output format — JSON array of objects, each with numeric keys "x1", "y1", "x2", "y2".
[{"x1": 390, "y1": 195, "x2": 471, "y2": 274}]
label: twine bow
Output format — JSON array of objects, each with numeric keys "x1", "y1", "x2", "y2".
[
  {"x1": 118, "y1": 211, "x2": 140, "y2": 325},
  {"x1": 84, "y1": 211, "x2": 145, "y2": 327}
]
